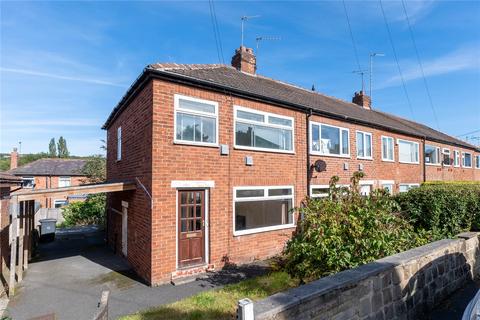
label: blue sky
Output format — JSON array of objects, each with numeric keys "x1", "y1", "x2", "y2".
[{"x1": 1, "y1": 0, "x2": 479, "y2": 155}]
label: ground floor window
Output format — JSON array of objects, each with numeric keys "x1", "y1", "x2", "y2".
[
  {"x1": 234, "y1": 186, "x2": 294, "y2": 235},
  {"x1": 310, "y1": 184, "x2": 349, "y2": 198},
  {"x1": 380, "y1": 181, "x2": 395, "y2": 195},
  {"x1": 53, "y1": 199, "x2": 67, "y2": 208},
  {"x1": 399, "y1": 184, "x2": 420, "y2": 193},
  {"x1": 359, "y1": 182, "x2": 373, "y2": 196}
]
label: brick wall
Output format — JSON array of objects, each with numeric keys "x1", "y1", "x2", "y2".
[
  {"x1": 0, "y1": 187, "x2": 10, "y2": 297},
  {"x1": 106, "y1": 78, "x2": 480, "y2": 285},
  {"x1": 254, "y1": 232, "x2": 480, "y2": 320}
]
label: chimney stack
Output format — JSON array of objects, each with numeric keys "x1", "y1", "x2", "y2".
[
  {"x1": 352, "y1": 91, "x2": 372, "y2": 110},
  {"x1": 10, "y1": 148, "x2": 18, "y2": 170},
  {"x1": 231, "y1": 46, "x2": 256, "y2": 74}
]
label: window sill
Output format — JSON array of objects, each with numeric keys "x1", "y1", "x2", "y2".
[
  {"x1": 233, "y1": 224, "x2": 296, "y2": 236},
  {"x1": 174, "y1": 140, "x2": 219, "y2": 148},
  {"x1": 310, "y1": 152, "x2": 350, "y2": 159},
  {"x1": 399, "y1": 161, "x2": 420, "y2": 165},
  {"x1": 381, "y1": 158, "x2": 395, "y2": 163},
  {"x1": 234, "y1": 145, "x2": 295, "y2": 155},
  {"x1": 357, "y1": 157, "x2": 373, "y2": 161},
  {"x1": 425, "y1": 163, "x2": 441, "y2": 166}
]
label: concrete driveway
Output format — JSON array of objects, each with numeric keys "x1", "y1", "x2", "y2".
[{"x1": 5, "y1": 226, "x2": 267, "y2": 320}]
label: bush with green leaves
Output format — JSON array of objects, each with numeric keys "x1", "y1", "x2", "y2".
[
  {"x1": 283, "y1": 172, "x2": 430, "y2": 282},
  {"x1": 61, "y1": 194, "x2": 106, "y2": 227},
  {"x1": 396, "y1": 183, "x2": 480, "y2": 239}
]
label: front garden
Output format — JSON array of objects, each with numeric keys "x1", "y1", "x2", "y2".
[{"x1": 120, "y1": 174, "x2": 480, "y2": 320}]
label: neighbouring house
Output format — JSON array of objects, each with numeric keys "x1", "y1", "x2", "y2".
[
  {"x1": 0, "y1": 173, "x2": 22, "y2": 296},
  {"x1": 102, "y1": 46, "x2": 480, "y2": 286},
  {"x1": 7, "y1": 149, "x2": 88, "y2": 209}
]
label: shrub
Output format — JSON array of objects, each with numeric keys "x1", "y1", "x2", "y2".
[
  {"x1": 62, "y1": 193, "x2": 106, "y2": 227},
  {"x1": 283, "y1": 172, "x2": 429, "y2": 282},
  {"x1": 396, "y1": 183, "x2": 480, "y2": 239}
]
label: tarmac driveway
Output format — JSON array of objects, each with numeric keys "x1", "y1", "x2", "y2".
[{"x1": 5, "y1": 226, "x2": 267, "y2": 320}]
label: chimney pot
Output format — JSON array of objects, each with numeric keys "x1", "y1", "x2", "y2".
[
  {"x1": 352, "y1": 90, "x2": 372, "y2": 110},
  {"x1": 10, "y1": 148, "x2": 18, "y2": 170},
  {"x1": 231, "y1": 46, "x2": 257, "y2": 74}
]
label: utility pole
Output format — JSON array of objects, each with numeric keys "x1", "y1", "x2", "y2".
[
  {"x1": 369, "y1": 52, "x2": 385, "y2": 103},
  {"x1": 241, "y1": 15, "x2": 260, "y2": 47}
]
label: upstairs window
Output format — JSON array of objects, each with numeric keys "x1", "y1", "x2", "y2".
[
  {"x1": 310, "y1": 122, "x2": 349, "y2": 157},
  {"x1": 425, "y1": 144, "x2": 440, "y2": 165},
  {"x1": 454, "y1": 150, "x2": 461, "y2": 167},
  {"x1": 58, "y1": 177, "x2": 71, "y2": 188},
  {"x1": 398, "y1": 139, "x2": 419, "y2": 164},
  {"x1": 22, "y1": 177, "x2": 35, "y2": 188},
  {"x1": 381, "y1": 136, "x2": 394, "y2": 161},
  {"x1": 356, "y1": 131, "x2": 372, "y2": 159},
  {"x1": 174, "y1": 94, "x2": 218, "y2": 146},
  {"x1": 463, "y1": 152, "x2": 472, "y2": 168},
  {"x1": 234, "y1": 106, "x2": 293, "y2": 152},
  {"x1": 442, "y1": 148, "x2": 451, "y2": 166},
  {"x1": 117, "y1": 127, "x2": 122, "y2": 161}
]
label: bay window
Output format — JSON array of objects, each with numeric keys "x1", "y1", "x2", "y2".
[
  {"x1": 398, "y1": 139, "x2": 419, "y2": 164},
  {"x1": 463, "y1": 152, "x2": 472, "y2": 168},
  {"x1": 310, "y1": 122, "x2": 349, "y2": 157},
  {"x1": 381, "y1": 136, "x2": 394, "y2": 161},
  {"x1": 424, "y1": 144, "x2": 440, "y2": 165},
  {"x1": 234, "y1": 186, "x2": 294, "y2": 235},
  {"x1": 174, "y1": 94, "x2": 218, "y2": 146},
  {"x1": 234, "y1": 106, "x2": 294, "y2": 152},
  {"x1": 356, "y1": 131, "x2": 372, "y2": 159}
]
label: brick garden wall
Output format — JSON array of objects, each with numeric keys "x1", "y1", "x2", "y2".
[
  {"x1": 0, "y1": 187, "x2": 10, "y2": 297},
  {"x1": 254, "y1": 232, "x2": 480, "y2": 320}
]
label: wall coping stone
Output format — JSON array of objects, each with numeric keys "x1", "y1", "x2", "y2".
[{"x1": 457, "y1": 232, "x2": 479, "y2": 240}]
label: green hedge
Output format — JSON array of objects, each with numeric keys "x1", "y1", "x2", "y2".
[
  {"x1": 61, "y1": 194, "x2": 106, "y2": 227},
  {"x1": 396, "y1": 184, "x2": 480, "y2": 239}
]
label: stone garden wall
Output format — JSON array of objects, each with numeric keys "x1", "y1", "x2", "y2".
[{"x1": 254, "y1": 232, "x2": 480, "y2": 320}]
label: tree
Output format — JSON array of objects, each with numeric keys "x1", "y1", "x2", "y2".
[
  {"x1": 48, "y1": 138, "x2": 57, "y2": 157},
  {"x1": 57, "y1": 136, "x2": 70, "y2": 158},
  {"x1": 80, "y1": 156, "x2": 106, "y2": 184}
]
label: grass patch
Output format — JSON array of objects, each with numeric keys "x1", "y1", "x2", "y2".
[{"x1": 119, "y1": 271, "x2": 298, "y2": 320}]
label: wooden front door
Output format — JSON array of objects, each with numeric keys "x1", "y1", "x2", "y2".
[{"x1": 178, "y1": 190, "x2": 205, "y2": 268}]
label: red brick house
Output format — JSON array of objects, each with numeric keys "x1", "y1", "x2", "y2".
[
  {"x1": 103, "y1": 46, "x2": 480, "y2": 285},
  {"x1": 7, "y1": 149, "x2": 88, "y2": 209}
]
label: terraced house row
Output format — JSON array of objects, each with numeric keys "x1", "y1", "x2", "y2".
[{"x1": 103, "y1": 46, "x2": 480, "y2": 285}]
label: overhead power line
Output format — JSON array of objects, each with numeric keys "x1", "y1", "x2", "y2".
[
  {"x1": 401, "y1": 0, "x2": 440, "y2": 130},
  {"x1": 342, "y1": 0, "x2": 362, "y2": 72},
  {"x1": 379, "y1": 0, "x2": 416, "y2": 121},
  {"x1": 208, "y1": 0, "x2": 224, "y2": 64},
  {"x1": 456, "y1": 129, "x2": 480, "y2": 137}
]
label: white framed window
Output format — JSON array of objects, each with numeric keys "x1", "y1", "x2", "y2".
[
  {"x1": 356, "y1": 131, "x2": 373, "y2": 159},
  {"x1": 233, "y1": 186, "x2": 294, "y2": 236},
  {"x1": 397, "y1": 139, "x2": 419, "y2": 164},
  {"x1": 310, "y1": 184, "x2": 349, "y2": 198},
  {"x1": 54, "y1": 199, "x2": 67, "y2": 208},
  {"x1": 174, "y1": 94, "x2": 219, "y2": 147},
  {"x1": 380, "y1": 180, "x2": 395, "y2": 195},
  {"x1": 399, "y1": 183, "x2": 420, "y2": 193},
  {"x1": 476, "y1": 155, "x2": 480, "y2": 169},
  {"x1": 442, "y1": 148, "x2": 451, "y2": 166},
  {"x1": 424, "y1": 144, "x2": 440, "y2": 165},
  {"x1": 234, "y1": 106, "x2": 294, "y2": 153},
  {"x1": 359, "y1": 180, "x2": 374, "y2": 196},
  {"x1": 58, "y1": 176, "x2": 71, "y2": 188},
  {"x1": 310, "y1": 122, "x2": 349, "y2": 157},
  {"x1": 21, "y1": 177, "x2": 35, "y2": 188},
  {"x1": 463, "y1": 152, "x2": 472, "y2": 168},
  {"x1": 117, "y1": 126, "x2": 122, "y2": 161},
  {"x1": 381, "y1": 136, "x2": 394, "y2": 162},
  {"x1": 454, "y1": 150, "x2": 461, "y2": 167}
]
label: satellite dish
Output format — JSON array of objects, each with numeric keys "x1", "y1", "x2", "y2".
[{"x1": 313, "y1": 160, "x2": 327, "y2": 172}]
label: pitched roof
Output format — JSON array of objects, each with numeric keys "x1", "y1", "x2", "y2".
[
  {"x1": 8, "y1": 159, "x2": 87, "y2": 176},
  {"x1": 103, "y1": 63, "x2": 478, "y2": 151}
]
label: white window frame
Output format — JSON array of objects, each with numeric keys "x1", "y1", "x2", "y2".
[
  {"x1": 424, "y1": 144, "x2": 441, "y2": 166},
  {"x1": 475, "y1": 155, "x2": 480, "y2": 169},
  {"x1": 310, "y1": 121, "x2": 350, "y2": 158},
  {"x1": 454, "y1": 150, "x2": 461, "y2": 167},
  {"x1": 173, "y1": 94, "x2": 219, "y2": 147},
  {"x1": 397, "y1": 139, "x2": 420, "y2": 164},
  {"x1": 53, "y1": 199, "x2": 67, "y2": 208},
  {"x1": 442, "y1": 148, "x2": 451, "y2": 167},
  {"x1": 356, "y1": 130, "x2": 373, "y2": 160},
  {"x1": 58, "y1": 176, "x2": 71, "y2": 188},
  {"x1": 399, "y1": 183, "x2": 420, "y2": 193},
  {"x1": 233, "y1": 186, "x2": 295, "y2": 236},
  {"x1": 381, "y1": 136, "x2": 395, "y2": 162},
  {"x1": 117, "y1": 126, "x2": 122, "y2": 161},
  {"x1": 233, "y1": 106, "x2": 295, "y2": 154},
  {"x1": 21, "y1": 177, "x2": 35, "y2": 189},
  {"x1": 463, "y1": 152, "x2": 472, "y2": 168},
  {"x1": 310, "y1": 184, "x2": 349, "y2": 198},
  {"x1": 379, "y1": 180, "x2": 395, "y2": 195}
]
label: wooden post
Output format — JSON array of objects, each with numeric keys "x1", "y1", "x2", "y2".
[
  {"x1": 23, "y1": 200, "x2": 30, "y2": 270},
  {"x1": 17, "y1": 202, "x2": 24, "y2": 283},
  {"x1": 8, "y1": 196, "x2": 18, "y2": 297},
  {"x1": 29, "y1": 201, "x2": 34, "y2": 260}
]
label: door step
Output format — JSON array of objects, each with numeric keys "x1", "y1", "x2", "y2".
[{"x1": 171, "y1": 264, "x2": 214, "y2": 285}]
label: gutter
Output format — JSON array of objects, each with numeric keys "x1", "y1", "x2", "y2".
[{"x1": 102, "y1": 69, "x2": 479, "y2": 153}]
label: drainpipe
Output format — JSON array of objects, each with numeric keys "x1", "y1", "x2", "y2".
[
  {"x1": 306, "y1": 109, "x2": 313, "y2": 197},
  {"x1": 422, "y1": 137, "x2": 427, "y2": 183}
]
